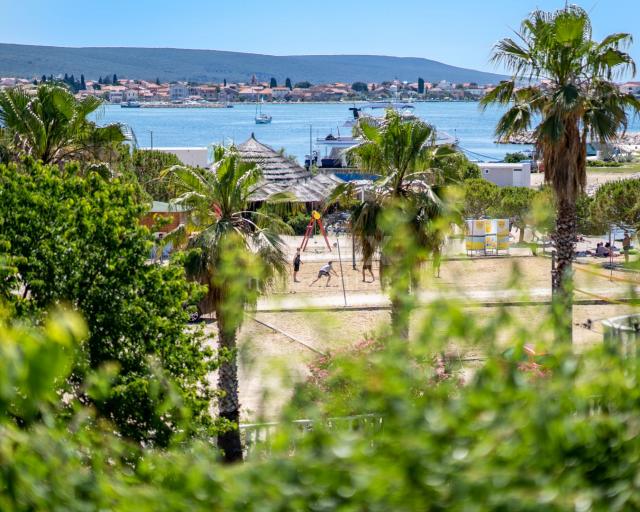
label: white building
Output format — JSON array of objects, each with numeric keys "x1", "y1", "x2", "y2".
[
  {"x1": 124, "y1": 89, "x2": 139, "y2": 101},
  {"x1": 108, "y1": 91, "x2": 124, "y2": 103},
  {"x1": 272, "y1": 87, "x2": 290, "y2": 100},
  {"x1": 154, "y1": 147, "x2": 209, "y2": 168},
  {"x1": 479, "y1": 162, "x2": 531, "y2": 188},
  {"x1": 169, "y1": 82, "x2": 189, "y2": 101}
]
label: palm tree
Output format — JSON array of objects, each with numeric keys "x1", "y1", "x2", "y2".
[
  {"x1": 0, "y1": 84, "x2": 124, "y2": 165},
  {"x1": 344, "y1": 111, "x2": 454, "y2": 338},
  {"x1": 481, "y1": 6, "x2": 640, "y2": 341},
  {"x1": 164, "y1": 146, "x2": 289, "y2": 462}
]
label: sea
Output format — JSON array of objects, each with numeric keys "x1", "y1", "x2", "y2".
[{"x1": 94, "y1": 102, "x2": 640, "y2": 164}]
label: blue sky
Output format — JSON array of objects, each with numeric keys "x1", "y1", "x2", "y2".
[{"x1": 1, "y1": 0, "x2": 639, "y2": 74}]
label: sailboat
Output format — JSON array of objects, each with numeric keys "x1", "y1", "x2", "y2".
[{"x1": 255, "y1": 98, "x2": 272, "y2": 124}]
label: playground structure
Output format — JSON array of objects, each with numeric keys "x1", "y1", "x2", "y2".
[
  {"x1": 300, "y1": 210, "x2": 332, "y2": 252},
  {"x1": 465, "y1": 219, "x2": 510, "y2": 256}
]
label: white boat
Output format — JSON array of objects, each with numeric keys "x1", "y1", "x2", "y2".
[
  {"x1": 316, "y1": 104, "x2": 458, "y2": 153},
  {"x1": 121, "y1": 100, "x2": 141, "y2": 108},
  {"x1": 255, "y1": 100, "x2": 272, "y2": 124},
  {"x1": 255, "y1": 113, "x2": 272, "y2": 124}
]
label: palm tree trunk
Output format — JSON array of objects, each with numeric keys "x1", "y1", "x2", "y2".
[
  {"x1": 390, "y1": 283, "x2": 411, "y2": 340},
  {"x1": 551, "y1": 199, "x2": 575, "y2": 343},
  {"x1": 216, "y1": 311, "x2": 243, "y2": 463}
]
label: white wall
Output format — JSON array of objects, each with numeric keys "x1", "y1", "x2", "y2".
[
  {"x1": 479, "y1": 162, "x2": 531, "y2": 187},
  {"x1": 154, "y1": 147, "x2": 209, "y2": 168}
]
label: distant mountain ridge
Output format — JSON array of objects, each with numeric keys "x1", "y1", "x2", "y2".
[{"x1": 0, "y1": 44, "x2": 505, "y2": 84}]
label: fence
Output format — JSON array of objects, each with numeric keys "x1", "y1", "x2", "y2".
[{"x1": 240, "y1": 414, "x2": 383, "y2": 458}]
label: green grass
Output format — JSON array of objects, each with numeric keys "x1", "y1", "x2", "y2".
[{"x1": 587, "y1": 162, "x2": 640, "y2": 174}]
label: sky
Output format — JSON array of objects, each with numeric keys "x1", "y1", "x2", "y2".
[{"x1": 1, "y1": 0, "x2": 639, "y2": 74}]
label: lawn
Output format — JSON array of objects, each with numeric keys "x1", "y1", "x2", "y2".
[{"x1": 587, "y1": 162, "x2": 640, "y2": 174}]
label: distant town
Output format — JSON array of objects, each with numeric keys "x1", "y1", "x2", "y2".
[{"x1": 2, "y1": 74, "x2": 640, "y2": 107}]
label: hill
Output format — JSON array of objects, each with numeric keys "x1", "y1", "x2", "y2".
[{"x1": 0, "y1": 44, "x2": 505, "y2": 84}]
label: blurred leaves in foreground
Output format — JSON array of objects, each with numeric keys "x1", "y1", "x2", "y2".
[{"x1": 3, "y1": 292, "x2": 640, "y2": 510}]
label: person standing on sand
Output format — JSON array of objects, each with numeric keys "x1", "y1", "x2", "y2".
[
  {"x1": 293, "y1": 248, "x2": 302, "y2": 282},
  {"x1": 362, "y1": 255, "x2": 375, "y2": 283},
  {"x1": 623, "y1": 231, "x2": 632, "y2": 263},
  {"x1": 310, "y1": 261, "x2": 338, "y2": 287},
  {"x1": 433, "y1": 246, "x2": 442, "y2": 278}
]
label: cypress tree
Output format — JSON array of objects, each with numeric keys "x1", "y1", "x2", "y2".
[
  {"x1": 156, "y1": 77, "x2": 161, "y2": 86},
  {"x1": 270, "y1": 77, "x2": 277, "y2": 88},
  {"x1": 41, "y1": 75, "x2": 46, "y2": 83},
  {"x1": 80, "y1": 75, "x2": 86, "y2": 90},
  {"x1": 223, "y1": 78, "x2": 227, "y2": 87},
  {"x1": 418, "y1": 77, "x2": 425, "y2": 95},
  {"x1": 285, "y1": 78, "x2": 292, "y2": 90},
  {"x1": 113, "y1": 74, "x2": 118, "y2": 84}
]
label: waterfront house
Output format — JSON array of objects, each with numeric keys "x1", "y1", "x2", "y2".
[
  {"x1": 169, "y1": 82, "x2": 189, "y2": 101},
  {"x1": 108, "y1": 90, "x2": 124, "y2": 103},
  {"x1": 272, "y1": 87, "x2": 291, "y2": 100},
  {"x1": 124, "y1": 89, "x2": 139, "y2": 102}
]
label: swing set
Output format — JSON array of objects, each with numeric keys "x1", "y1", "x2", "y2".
[{"x1": 299, "y1": 210, "x2": 332, "y2": 252}]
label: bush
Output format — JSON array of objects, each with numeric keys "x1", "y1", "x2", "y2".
[
  {"x1": 286, "y1": 212, "x2": 311, "y2": 235},
  {"x1": 503, "y1": 152, "x2": 529, "y2": 163},
  {"x1": 587, "y1": 160, "x2": 624, "y2": 167}
]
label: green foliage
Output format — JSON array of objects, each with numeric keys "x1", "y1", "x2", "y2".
[
  {"x1": 575, "y1": 193, "x2": 600, "y2": 235},
  {"x1": 285, "y1": 78, "x2": 292, "y2": 90},
  {"x1": 269, "y1": 77, "x2": 277, "y2": 88},
  {"x1": 462, "y1": 178, "x2": 499, "y2": 218},
  {"x1": 4, "y1": 288, "x2": 640, "y2": 509},
  {"x1": 0, "y1": 84, "x2": 125, "y2": 165},
  {"x1": 587, "y1": 160, "x2": 624, "y2": 168},
  {"x1": 496, "y1": 186, "x2": 536, "y2": 241},
  {"x1": 436, "y1": 152, "x2": 481, "y2": 184},
  {"x1": 351, "y1": 81, "x2": 369, "y2": 93},
  {"x1": 418, "y1": 77, "x2": 425, "y2": 94},
  {"x1": 346, "y1": 111, "x2": 456, "y2": 337},
  {"x1": 164, "y1": 146, "x2": 290, "y2": 461},
  {"x1": 131, "y1": 149, "x2": 182, "y2": 201},
  {"x1": 590, "y1": 178, "x2": 640, "y2": 231},
  {"x1": 294, "y1": 81, "x2": 312, "y2": 89},
  {"x1": 286, "y1": 212, "x2": 312, "y2": 235},
  {"x1": 503, "y1": 151, "x2": 529, "y2": 163},
  {"x1": 0, "y1": 159, "x2": 215, "y2": 446}
]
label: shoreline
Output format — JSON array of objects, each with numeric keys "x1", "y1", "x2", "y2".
[{"x1": 108, "y1": 99, "x2": 483, "y2": 109}]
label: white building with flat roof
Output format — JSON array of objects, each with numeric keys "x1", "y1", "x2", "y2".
[{"x1": 479, "y1": 162, "x2": 531, "y2": 188}]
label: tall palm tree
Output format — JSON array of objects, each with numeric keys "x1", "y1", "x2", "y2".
[
  {"x1": 164, "y1": 146, "x2": 289, "y2": 462},
  {"x1": 481, "y1": 6, "x2": 640, "y2": 341},
  {"x1": 344, "y1": 111, "x2": 454, "y2": 338},
  {"x1": 0, "y1": 84, "x2": 124, "y2": 165}
]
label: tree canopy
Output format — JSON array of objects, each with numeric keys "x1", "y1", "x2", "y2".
[
  {"x1": 0, "y1": 159, "x2": 215, "y2": 446},
  {"x1": 0, "y1": 84, "x2": 124, "y2": 166}
]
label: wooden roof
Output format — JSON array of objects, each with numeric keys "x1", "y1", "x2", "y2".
[
  {"x1": 237, "y1": 134, "x2": 312, "y2": 184},
  {"x1": 236, "y1": 134, "x2": 342, "y2": 203}
]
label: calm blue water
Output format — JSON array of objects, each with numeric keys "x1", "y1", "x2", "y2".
[{"x1": 94, "y1": 103, "x2": 640, "y2": 164}]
